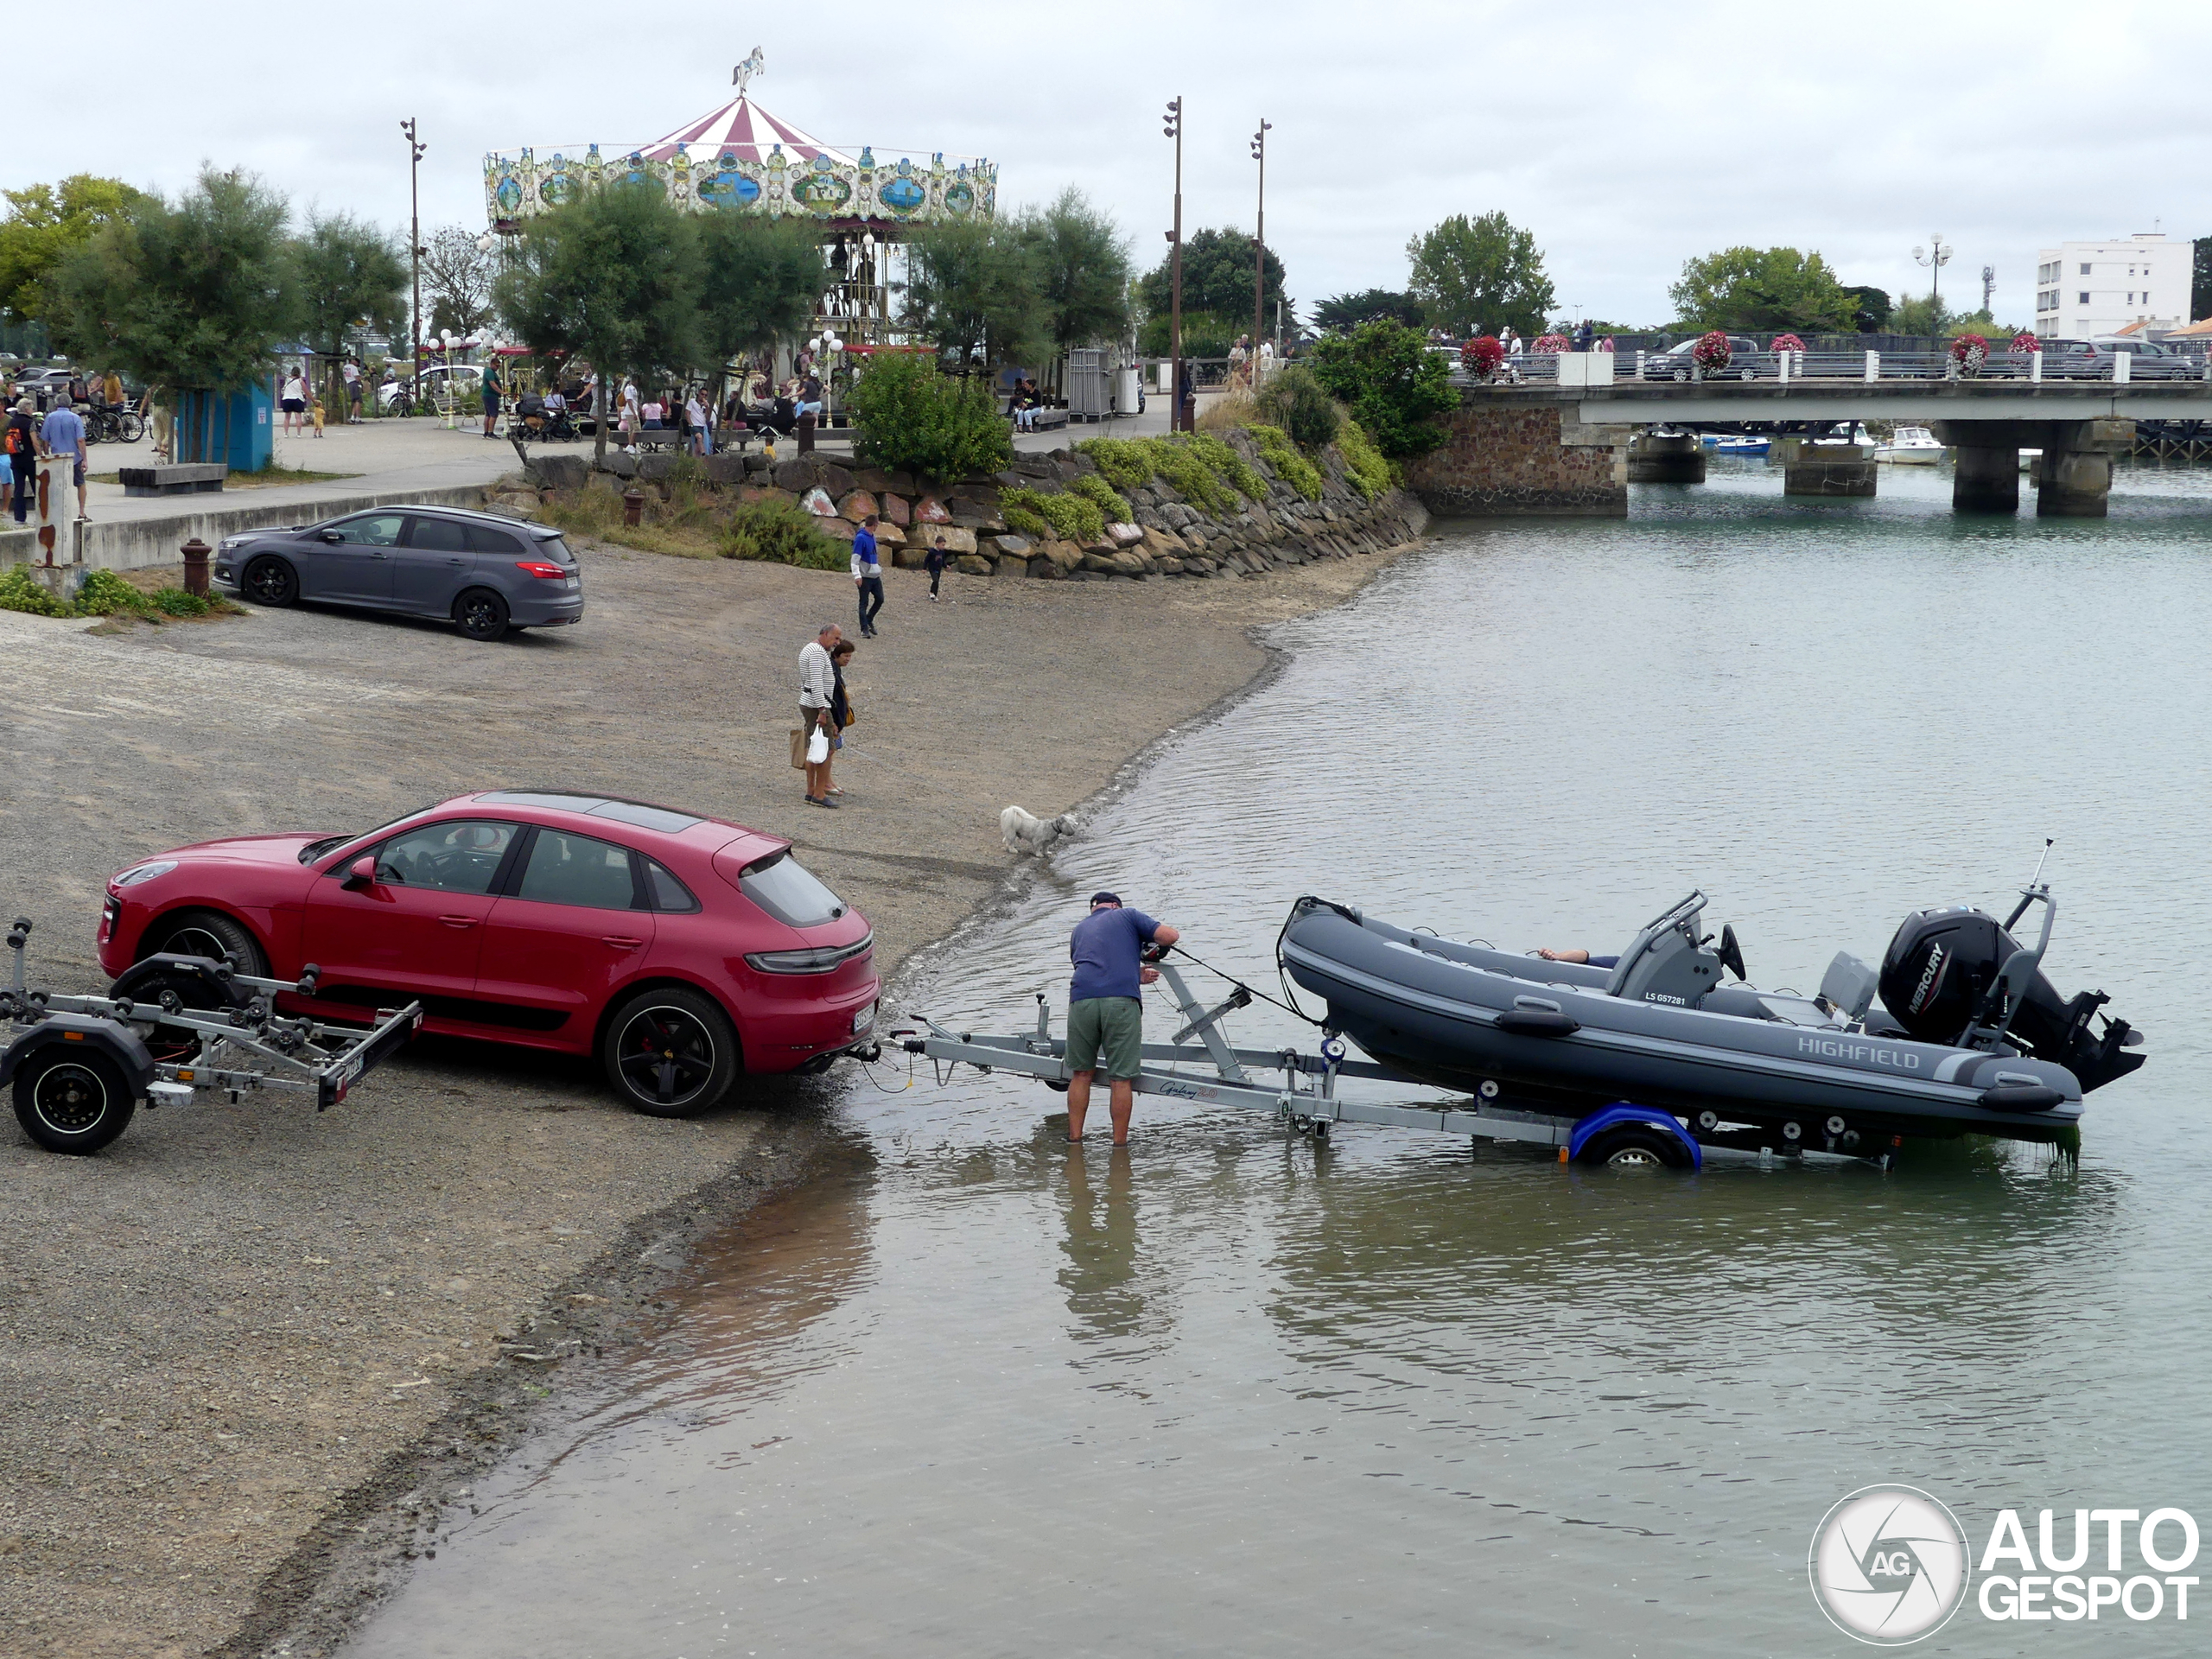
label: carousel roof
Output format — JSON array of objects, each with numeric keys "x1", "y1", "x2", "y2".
[{"x1": 639, "y1": 95, "x2": 855, "y2": 166}]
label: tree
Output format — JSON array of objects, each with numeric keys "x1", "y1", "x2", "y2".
[
  {"x1": 420, "y1": 226, "x2": 498, "y2": 340},
  {"x1": 1023, "y1": 188, "x2": 1132, "y2": 356},
  {"x1": 296, "y1": 212, "x2": 406, "y2": 410},
  {"x1": 493, "y1": 186, "x2": 701, "y2": 461},
  {"x1": 1406, "y1": 213, "x2": 1554, "y2": 339},
  {"x1": 1314, "y1": 289, "x2": 1424, "y2": 333},
  {"x1": 0, "y1": 175, "x2": 149, "y2": 321},
  {"x1": 50, "y1": 168, "x2": 299, "y2": 400},
  {"x1": 1307, "y1": 318, "x2": 1456, "y2": 459},
  {"x1": 696, "y1": 211, "x2": 824, "y2": 367},
  {"x1": 844, "y1": 351, "x2": 1010, "y2": 482},
  {"x1": 1669, "y1": 247, "x2": 1854, "y2": 334},
  {"x1": 1842, "y1": 284, "x2": 1891, "y2": 333},
  {"x1": 1135, "y1": 226, "x2": 1290, "y2": 338},
  {"x1": 2194, "y1": 236, "x2": 2212, "y2": 323},
  {"x1": 903, "y1": 217, "x2": 1045, "y2": 371},
  {"x1": 1890, "y1": 293, "x2": 1953, "y2": 337}
]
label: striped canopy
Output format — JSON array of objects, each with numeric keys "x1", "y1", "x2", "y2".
[{"x1": 639, "y1": 96, "x2": 855, "y2": 166}]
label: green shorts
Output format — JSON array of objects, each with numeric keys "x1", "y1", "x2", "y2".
[{"x1": 1066, "y1": 996, "x2": 1143, "y2": 1081}]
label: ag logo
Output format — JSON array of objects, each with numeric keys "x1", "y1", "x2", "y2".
[{"x1": 1809, "y1": 1485, "x2": 1971, "y2": 1644}]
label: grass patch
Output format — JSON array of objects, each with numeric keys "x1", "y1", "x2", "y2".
[
  {"x1": 544, "y1": 479, "x2": 845, "y2": 568},
  {"x1": 1186, "y1": 434, "x2": 1267, "y2": 502},
  {"x1": 1337, "y1": 421, "x2": 1395, "y2": 499},
  {"x1": 1196, "y1": 391, "x2": 1260, "y2": 433},
  {"x1": 1073, "y1": 435, "x2": 1249, "y2": 515},
  {"x1": 1246, "y1": 423, "x2": 1324, "y2": 500},
  {"x1": 1067, "y1": 473, "x2": 1133, "y2": 524},
  {"x1": 1003, "y1": 486, "x2": 1104, "y2": 545}
]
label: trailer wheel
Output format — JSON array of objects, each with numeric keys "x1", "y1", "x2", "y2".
[
  {"x1": 601, "y1": 988, "x2": 738, "y2": 1118},
  {"x1": 1578, "y1": 1123, "x2": 1692, "y2": 1170},
  {"x1": 14, "y1": 1048, "x2": 137, "y2": 1154},
  {"x1": 243, "y1": 556, "x2": 297, "y2": 607},
  {"x1": 455, "y1": 588, "x2": 510, "y2": 643}
]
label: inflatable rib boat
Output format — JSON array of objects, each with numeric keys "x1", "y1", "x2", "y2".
[{"x1": 1280, "y1": 885, "x2": 2143, "y2": 1152}]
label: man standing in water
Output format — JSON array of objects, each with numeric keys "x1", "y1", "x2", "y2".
[{"x1": 1065, "y1": 893, "x2": 1179, "y2": 1145}]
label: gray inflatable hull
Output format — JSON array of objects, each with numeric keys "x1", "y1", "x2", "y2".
[{"x1": 1281, "y1": 900, "x2": 2085, "y2": 1145}]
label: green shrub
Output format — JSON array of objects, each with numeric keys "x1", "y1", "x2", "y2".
[
  {"x1": 1066, "y1": 473, "x2": 1132, "y2": 524},
  {"x1": 846, "y1": 353, "x2": 1011, "y2": 482},
  {"x1": 1003, "y1": 486, "x2": 1103, "y2": 544},
  {"x1": 1187, "y1": 433, "x2": 1266, "y2": 500},
  {"x1": 74, "y1": 569, "x2": 145, "y2": 615},
  {"x1": 1003, "y1": 505, "x2": 1051, "y2": 540},
  {"x1": 718, "y1": 499, "x2": 846, "y2": 569},
  {"x1": 1308, "y1": 318, "x2": 1457, "y2": 458},
  {"x1": 1255, "y1": 364, "x2": 1344, "y2": 450},
  {"x1": 149, "y1": 587, "x2": 211, "y2": 616},
  {"x1": 1075, "y1": 437, "x2": 1154, "y2": 493},
  {"x1": 1246, "y1": 423, "x2": 1324, "y2": 499},
  {"x1": 1139, "y1": 435, "x2": 1244, "y2": 513},
  {"x1": 0, "y1": 565, "x2": 68, "y2": 616},
  {"x1": 1337, "y1": 420, "x2": 1396, "y2": 499}
]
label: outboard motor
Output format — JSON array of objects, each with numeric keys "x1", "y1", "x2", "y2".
[{"x1": 1879, "y1": 905, "x2": 2142, "y2": 1091}]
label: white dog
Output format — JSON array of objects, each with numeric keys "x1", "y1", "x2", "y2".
[{"x1": 1001, "y1": 805, "x2": 1077, "y2": 856}]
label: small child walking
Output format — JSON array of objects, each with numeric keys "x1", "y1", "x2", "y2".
[
  {"x1": 925, "y1": 535, "x2": 950, "y2": 601},
  {"x1": 311, "y1": 399, "x2": 326, "y2": 437}
]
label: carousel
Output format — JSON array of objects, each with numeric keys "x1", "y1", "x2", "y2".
[{"x1": 481, "y1": 49, "x2": 996, "y2": 347}]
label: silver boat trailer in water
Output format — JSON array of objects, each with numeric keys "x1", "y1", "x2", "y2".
[{"x1": 900, "y1": 957, "x2": 1764, "y2": 1170}]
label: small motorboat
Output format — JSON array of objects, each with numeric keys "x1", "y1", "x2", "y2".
[
  {"x1": 1280, "y1": 874, "x2": 2143, "y2": 1154},
  {"x1": 1710, "y1": 433, "x2": 1771, "y2": 455},
  {"x1": 1873, "y1": 425, "x2": 1945, "y2": 463}
]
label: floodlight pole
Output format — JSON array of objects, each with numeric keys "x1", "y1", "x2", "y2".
[
  {"x1": 1165, "y1": 98, "x2": 1185, "y2": 431},
  {"x1": 402, "y1": 118, "x2": 426, "y2": 410},
  {"x1": 1251, "y1": 120, "x2": 1271, "y2": 369}
]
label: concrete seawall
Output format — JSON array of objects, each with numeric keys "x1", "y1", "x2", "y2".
[{"x1": 0, "y1": 483, "x2": 494, "y2": 574}]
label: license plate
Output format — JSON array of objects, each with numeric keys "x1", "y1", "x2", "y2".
[{"x1": 852, "y1": 1001, "x2": 876, "y2": 1035}]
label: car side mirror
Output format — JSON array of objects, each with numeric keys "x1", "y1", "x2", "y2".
[
  {"x1": 320, "y1": 530, "x2": 343, "y2": 543},
  {"x1": 345, "y1": 855, "x2": 378, "y2": 889}
]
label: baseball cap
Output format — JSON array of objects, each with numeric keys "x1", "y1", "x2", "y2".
[{"x1": 1089, "y1": 892, "x2": 1122, "y2": 907}]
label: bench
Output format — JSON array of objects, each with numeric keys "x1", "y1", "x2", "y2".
[
  {"x1": 1010, "y1": 407, "x2": 1071, "y2": 432},
  {"x1": 118, "y1": 463, "x2": 227, "y2": 497}
]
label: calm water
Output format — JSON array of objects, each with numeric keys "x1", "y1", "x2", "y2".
[{"x1": 353, "y1": 462, "x2": 2212, "y2": 1657}]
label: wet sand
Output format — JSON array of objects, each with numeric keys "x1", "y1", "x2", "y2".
[{"x1": 0, "y1": 512, "x2": 1424, "y2": 1658}]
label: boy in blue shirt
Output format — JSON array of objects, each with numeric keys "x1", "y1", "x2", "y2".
[
  {"x1": 851, "y1": 515, "x2": 883, "y2": 638},
  {"x1": 1065, "y1": 892, "x2": 1180, "y2": 1144}
]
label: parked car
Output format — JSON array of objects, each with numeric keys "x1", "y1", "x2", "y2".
[
  {"x1": 1640, "y1": 335, "x2": 1766, "y2": 380},
  {"x1": 211, "y1": 505, "x2": 582, "y2": 641},
  {"x1": 10, "y1": 366, "x2": 78, "y2": 410},
  {"x1": 95, "y1": 791, "x2": 881, "y2": 1117},
  {"x1": 2041, "y1": 337, "x2": 2202, "y2": 381}
]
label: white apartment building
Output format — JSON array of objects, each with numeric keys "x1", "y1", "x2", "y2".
[{"x1": 2032, "y1": 232, "x2": 2192, "y2": 339}]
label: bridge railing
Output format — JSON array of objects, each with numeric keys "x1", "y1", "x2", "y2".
[{"x1": 1459, "y1": 347, "x2": 2212, "y2": 387}]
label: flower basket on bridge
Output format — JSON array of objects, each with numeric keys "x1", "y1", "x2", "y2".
[
  {"x1": 1462, "y1": 335, "x2": 1505, "y2": 381},
  {"x1": 2011, "y1": 331, "x2": 2041, "y2": 355},
  {"x1": 1690, "y1": 330, "x2": 1732, "y2": 378},
  {"x1": 1532, "y1": 334, "x2": 1572, "y2": 354},
  {"x1": 1770, "y1": 333, "x2": 1807, "y2": 355},
  {"x1": 1949, "y1": 333, "x2": 1989, "y2": 378}
]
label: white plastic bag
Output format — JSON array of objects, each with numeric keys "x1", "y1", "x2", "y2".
[{"x1": 805, "y1": 723, "x2": 830, "y2": 765}]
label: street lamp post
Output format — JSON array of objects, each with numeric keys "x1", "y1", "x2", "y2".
[
  {"x1": 1913, "y1": 233, "x2": 1954, "y2": 308},
  {"x1": 402, "y1": 118, "x2": 426, "y2": 413},
  {"x1": 1164, "y1": 96, "x2": 1183, "y2": 432},
  {"x1": 1250, "y1": 119, "x2": 1271, "y2": 374}
]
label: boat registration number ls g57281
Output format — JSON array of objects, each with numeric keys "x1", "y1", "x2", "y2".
[{"x1": 1797, "y1": 1035, "x2": 1922, "y2": 1069}]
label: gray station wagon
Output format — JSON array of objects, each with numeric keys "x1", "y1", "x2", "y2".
[{"x1": 212, "y1": 505, "x2": 583, "y2": 641}]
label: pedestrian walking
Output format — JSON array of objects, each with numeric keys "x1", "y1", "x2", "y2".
[
  {"x1": 480, "y1": 359, "x2": 501, "y2": 439},
  {"x1": 798, "y1": 622, "x2": 842, "y2": 809},
  {"x1": 278, "y1": 367, "x2": 308, "y2": 436},
  {"x1": 820, "y1": 638, "x2": 857, "y2": 799},
  {"x1": 1064, "y1": 893, "x2": 1180, "y2": 1145},
  {"x1": 38, "y1": 392, "x2": 88, "y2": 521},
  {"x1": 685, "y1": 388, "x2": 709, "y2": 456},
  {"x1": 343, "y1": 359, "x2": 364, "y2": 423},
  {"x1": 3, "y1": 397, "x2": 36, "y2": 523},
  {"x1": 925, "y1": 534, "x2": 949, "y2": 601},
  {"x1": 852, "y1": 515, "x2": 884, "y2": 638}
]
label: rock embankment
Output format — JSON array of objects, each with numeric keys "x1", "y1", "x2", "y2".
[{"x1": 518, "y1": 428, "x2": 1426, "y2": 582}]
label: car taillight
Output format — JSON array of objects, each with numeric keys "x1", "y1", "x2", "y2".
[
  {"x1": 514, "y1": 560, "x2": 567, "y2": 579},
  {"x1": 744, "y1": 934, "x2": 874, "y2": 975}
]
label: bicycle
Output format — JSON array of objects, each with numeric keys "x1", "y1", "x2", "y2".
[{"x1": 85, "y1": 404, "x2": 146, "y2": 444}]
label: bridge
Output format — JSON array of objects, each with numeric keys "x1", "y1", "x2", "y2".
[{"x1": 1405, "y1": 371, "x2": 2212, "y2": 517}]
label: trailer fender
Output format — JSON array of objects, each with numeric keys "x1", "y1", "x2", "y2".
[
  {"x1": 0, "y1": 1014, "x2": 157, "y2": 1097},
  {"x1": 109, "y1": 953, "x2": 253, "y2": 1012},
  {"x1": 1568, "y1": 1103, "x2": 1702, "y2": 1171}
]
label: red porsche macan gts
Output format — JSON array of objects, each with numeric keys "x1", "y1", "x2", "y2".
[{"x1": 96, "y1": 791, "x2": 880, "y2": 1116}]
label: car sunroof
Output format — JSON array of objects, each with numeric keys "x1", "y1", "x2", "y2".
[
  {"x1": 588, "y1": 801, "x2": 702, "y2": 833},
  {"x1": 476, "y1": 791, "x2": 608, "y2": 810}
]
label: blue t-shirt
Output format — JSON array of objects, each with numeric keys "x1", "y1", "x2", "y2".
[
  {"x1": 41, "y1": 406, "x2": 84, "y2": 455},
  {"x1": 1069, "y1": 906, "x2": 1160, "y2": 1003},
  {"x1": 852, "y1": 526, "x2": 878, "y2": 570}
]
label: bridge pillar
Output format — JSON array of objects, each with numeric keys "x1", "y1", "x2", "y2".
[
  {"x1": 1950, "y1": 442, "x2": 2021, "y2": 513},
  {"x1": 1626, "y1": 430, "x2": 1705, "y2": 483},
  {"x1": 1776, "y1": 437, "x2": 1876, "y2": 497},
  {"x1": 2035, "y1": 419, "x2": 2131, "y2": 518}
]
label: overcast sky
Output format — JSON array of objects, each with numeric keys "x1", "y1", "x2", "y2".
[{"x1": 39, "y1": 2, "x2": 2212, "y2": 329}]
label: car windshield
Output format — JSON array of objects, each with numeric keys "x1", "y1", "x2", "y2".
[
  {"x1": 298, "y1": 802, "x2": 442, "y2": 864},
  {"x1": 738, "y1": 849, "x2": 847, "y2": 927}
]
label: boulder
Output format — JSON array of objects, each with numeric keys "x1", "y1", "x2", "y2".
[
  {"x1": 893, "y1": 545, "x2": 929, "y2": 569},
  {"x1": 1039, "y1": 539, "x2": 1084, "y2": 574},
  {"x1": 637, "y1": 454, "x2": 676, "y2": 481},
  {"x1": 739, "y1": 485, "x2": 796, "y2": 508},
  {"x1": 880, "y1": 492, "x2": 911, "y2": 527},
  {"x1": 914, "y1": 494, "x2": 951, "y2": 524},
  {"x1": 1140, "y1": 526, "x2": 1188, "y2": 557},
  {"x1": 1110, "y1": 549, "x2": 1150, "y2": 576},
  {"x1": 1158, "y1": 556, "x2": 1185, "y2": 575},
  {"x1": 994, "y1": 469, "x2": 1027, "y2": 487},
  {"x1": 931, "y1": 525, "x2": 978, "y2": 555},
  {"x1": 815, "y1": 517, "x2": 856, "y2": 543},
  {"x1": 799, "y1": 486, "x2": 839, "y2": 518},
  {"x1": 853, "y1": 467, "x2": 899, "y2": 494},
  {"x1": 839, "y1": 489, "x2": 879, "y2": 523},
  {"x1": 1080, "y1": 551, "x2": 1120, "y2": 574},
  {"x1": 772, "y1": 457, "x2": 823, "y2": 492},
  {"x1": 817, "y1": 462, "x2": 856, "y2": 497},
  {"x1": 1027, "y1": 556, "x2": 1067, "y2": 580},
  {"x1": 528, "y1": 454, "x2": 589, "y2": 493},
  {"x1": 1107, "y1": 522, "x2": 1145, "y2": 546},
  {"x1": 597, "y1": 451, "x2": 639, "y2": 479},
  {"x1": 953, "y1": 553, "x2": 995, "y2": 575},
  {"x1": 992, "y1": 534, "x2": 1033, "y2": 559},
  {"x1": 702, "y1": 453, "x2": 747, "y2": 485}
]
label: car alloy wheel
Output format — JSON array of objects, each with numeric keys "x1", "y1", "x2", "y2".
[
  {"x1": 456, "y1": 589, "x2": 509, "y2": 642},
  {"x1": 614, "y1": 1005, "x2": 718, "y2": 1110},
  {"x1": 244, "y1": 556, "x2": 296, "y2": 607}
]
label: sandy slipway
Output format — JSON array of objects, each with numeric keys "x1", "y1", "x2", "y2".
[{"x1": 0, "y1": 500, "x2": 1426, "y2": 1659}]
